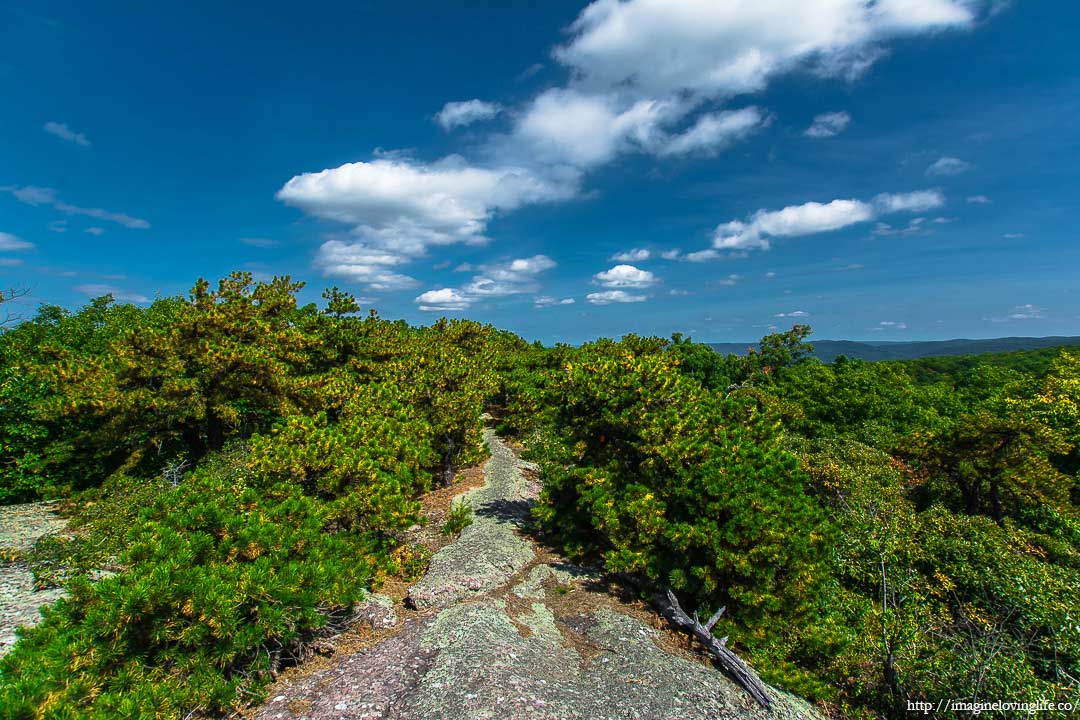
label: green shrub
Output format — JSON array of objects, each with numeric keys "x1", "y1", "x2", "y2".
[
  {"x1": 0, "y1": 454, "x2": 376, "y2": 719},
  {"x1": 441, "y1": 499, "x2": 473, "y2": 537}
]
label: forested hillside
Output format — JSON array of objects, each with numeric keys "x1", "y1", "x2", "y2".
[
  {"x1": 708, "y1": 336, "x2": 1080, "y2": 363},
  {"x1": 1, "y1": 274, "x2": 1077, "y2": 718}
]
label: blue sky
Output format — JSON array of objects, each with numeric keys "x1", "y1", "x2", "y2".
[{"x1": 2, "y1": 0, "x2": 1078, "y2": 344}]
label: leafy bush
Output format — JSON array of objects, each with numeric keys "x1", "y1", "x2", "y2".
[
  {"x1": 529, "y1": 337, "x2": 835, "y2": 693},
  {"x1": 0, "y1": 452, "x2": 376, "y2": 719}
]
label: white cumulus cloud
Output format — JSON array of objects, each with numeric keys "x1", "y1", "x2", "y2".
[
  {"x1": 593, "y1": 264, "x2": 658, "y2": 288},
  {"x1": 416, "y1": 288, "x2": 473, "y2": 312},
  {"x1": 555, "y1": 0, "x2": 979, "y2": 99},
  {"x1": 700, "y1": 189, "x2": 945, "y2": 254},
  {"x1": 415, "y1": 255, "x2": 559, "y2": 310}
]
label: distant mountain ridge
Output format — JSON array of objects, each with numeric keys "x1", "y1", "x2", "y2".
[{"x1": 707, "y1": 336, "x2": 1080, "y2": 362}]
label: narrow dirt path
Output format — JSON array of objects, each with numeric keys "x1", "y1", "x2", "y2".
[{"x1": 254, "y1": 430, "x2": 824, "y2": 720}]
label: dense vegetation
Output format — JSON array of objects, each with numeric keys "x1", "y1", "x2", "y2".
[
  {"x1": 1, "y1": 276, "x2": 1078, "y2": 718},
  {"x1": 505, "y1": 328, "x2": 1080, "y2": 717},
  {"x1": 0, "y1": 274, "x2": 503, "y2": 718}
]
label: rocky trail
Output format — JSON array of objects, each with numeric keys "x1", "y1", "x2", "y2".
[
  {"x1": 253, "y1": 430, "x2": 824, "y2": 720},
  {"x1": 0, "y1": 502, "x2": 68, "y2": 656}
]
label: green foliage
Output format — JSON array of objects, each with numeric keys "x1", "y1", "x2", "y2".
[
  {"x1": 441, "y1": 499, "x2": 473, "y2": 537},
  {"x1": 4, "y1": 280, "x2": 1079, "y2": 720},
  {"x1": 0, "y1": 272, "x2": 509, "y2": 718},
  {"x1": 528, "y1": 336, "x2": 834, "y2": 691},
  {"x1": 1, "y1": 451, "x2": 374, "y2": 718}
]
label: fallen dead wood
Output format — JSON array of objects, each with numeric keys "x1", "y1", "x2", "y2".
[{"x1": 657, "y1": 589, "x2": 773, "y2": 709}]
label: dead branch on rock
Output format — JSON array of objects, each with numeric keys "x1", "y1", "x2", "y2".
[{"x1": 657, "y1": 589, "x2": 772, "y2": 709}]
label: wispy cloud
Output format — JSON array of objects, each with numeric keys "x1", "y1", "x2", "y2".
[
  {"x1": 686, "y1": 190, "x2": 944, "y2": 256},
  {"x1": 989, "y1": 303, "x2": 1044, "y2": 322},
  {"x1": 239, "y1": 237, "x2": 280, "y2": 248},
  {"x1": 43, "y1": 121, "x2": 91, "y2": 147},
  {"x1": 926, "y1": 156, "x2": 974, "y2": 176},
  {"x1": 804, "y1": 111, "x2": 851, "y2": 138},
  {"x1": 966, "y1": 194, "x2": 991, "y2": 204},
  {"x1": 775, "y1": 310, "x2": 810, "y2": 318},
  {"x1": 586, "y1": 290, "x2": 647, "y2": 305},
  {"x1": 610, "y1": 248, "x2": 650, "y2": 262},
  {"x1": 415, "y1": 255, "x2": 559, "y2": 310},
  {"x1": 436, "y1": 100, "x2": 503, "y2": 130},
  {"x1": 1, "y1": 186, "x2": 150, "y2": 229},
  {"x1": 534, "y1": 296, "x2": 575, "y2": 308},
  {"x1": 0, "y1": 232, "x2": 35, "y2": 251}
]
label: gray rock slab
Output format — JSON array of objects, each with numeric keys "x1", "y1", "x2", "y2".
[{"x1": 406, "y1": 430, "x2": 536, "y2": 610}]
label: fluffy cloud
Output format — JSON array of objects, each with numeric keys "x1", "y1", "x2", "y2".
[
  {"x1": 43, "y1": 121, "x2": 91, "y2": 147},
  {"x1": 74, "y1": 283, "x2": 150, "y2": 304},
  {"x1": 279, "y1": 0, "x2": 992, "y2": 287},
  {"x1": 415, "y1": 288, "x2": 473, "y2": 311},
  {"x1": 775, "y1": 310, "x2": 810, "y2": 318},
  {"x1": 926, "y1": 156, "x2": 974, "y2": 176},
  {"x1": 436, "y1": 100, "x2": 503, "y2": 130},
  {"x1": 611, "y1": 248, "x2": 650, "y2": 262},
  {"x1": 280, "y1": 158, "x2": 575, "y2": 290},
  {"x1": 875, "y1": 320, "x2": 908, "y2": 330},
  {"x1": 586, "y1": 290, "x2": 648, "y2": 304},
  {"x1": 805, "y1": 111, "x2": 851, "y2": 138},
  {"x1": 415, "y1": 255, "x2": 559, "y2": 310},
  {"x1": 593, "y1": 264, "x2": 657, "y2": 288},
  {"x1": 555, "y1": 0, "x2": 979, "y2": 99},
  {"x1": 0, "y1": 232, "x2": 34, "y2": 251},
  {"x1": 1, "y1": 186, "x2": 150, "y2": 229},
  {"x1": 313, "y1": 240, "x2": 419, "y2": 290},
  {"x1": 701, "y1": 189, "x2": 945, "y2": 253},
  {"x1": 278, "y1": 157, "x2": 574, "y2": 251},
  {"x1": 714, "y1": 199, "x2": 874, "y2": 251},
  {"x1": 462, "y1": 255, "x2": 557, "y2": 297}
]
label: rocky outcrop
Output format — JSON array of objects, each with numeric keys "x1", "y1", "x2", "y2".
[
  {"x1": 254, "y1": 432, "x2": 826, "y2": 720},
  {"x1": 0, "y1": 502, "x2": 68, "y2": 656}
]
